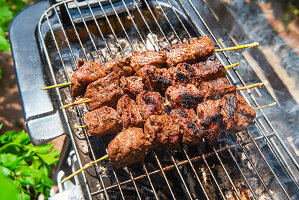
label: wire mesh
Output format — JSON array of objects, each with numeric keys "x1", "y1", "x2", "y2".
[{"x1": 38, "y1": 0, "x2": 299, "y2": 199}]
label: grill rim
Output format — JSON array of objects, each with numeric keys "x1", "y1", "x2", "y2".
[{"x1": 36, "y1": 0, "x2": 299, "y2": 199}]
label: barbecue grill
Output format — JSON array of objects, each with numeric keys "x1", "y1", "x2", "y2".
[{"x1": 9, "y1": 0, "x2": 299, "y2": 199}]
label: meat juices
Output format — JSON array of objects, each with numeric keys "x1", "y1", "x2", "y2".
[
  {"x1": 198, "y1": 78, "x2": 236, "y2": 100},
  {"x1": 170, "y1": 109, "x2": 208, "y2": 145},
  {"x1": 165, "y1": 84, "x2": 203, "y2": 109},
  {"x1": 136, "y1": 91, "x2": 165, "y2": 120},
  {"x1": 144, "y1": 114, "x2": 181, "y2": 150},
  {"x1": 120, "y1": 76, "x2": 145, "y2": 98},
  {"x1": 130, "y1": 50, "x2": 166, "y2": 72},
  {"x1": 117, "y1": 94, "x2": 144, "y2": 128},
  {"x1": 108, "y1": 127, "x2": 152, "y2": 169},
  {"x1": 71, "y1": 59, "x2": 105, "y2": 97},
  {"x1": 160, "y1": 36, "x2": 215, "y2": 67},
  {"x1": 85, "y1": 73, "x2": 124, "y2": 111},
  {"x1": 83, "y1": 106, "x2": 122, "y2": 136}
]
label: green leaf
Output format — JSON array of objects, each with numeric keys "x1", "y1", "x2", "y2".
[
  {"x1": 18, "y1": 176, "x2": 35, "y2": 187},
  {"x1": 24, "y1": 143, "x2": 52, "y2": 154},
  {"x1": 0, "y1": 170, "x2": 19, "y2": 200},
  {"x1": 0, "y1": 153, "x2": 23, "y2": 170},
  {"x1": 0, "y1": 166, "x2": 11, "y2": 176},
  {"x1": 0, "y1": 123, "x2": 3, "y2": 130},
  {"x1": 16, "y1": 193, "x2": 30, "y2": 200},
  {"x1": 0, "y1": 67, "x2": 2, "y2": 80},
  {"x1": 0, "y1": 24, "x2": 10, "y2": 52},
  {"x1": 38, "y1": 153, "x2": 59, "y2": 166}
]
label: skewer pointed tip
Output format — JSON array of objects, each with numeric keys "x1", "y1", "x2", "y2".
[
  {"x1": 254, "y1": 102, "x2": 277, "y2": 110},
  {"x1": 215, "y1": 42, "x2": 259, "y2": 52},
  {"x1": 41, "y1": 82, "x2": 72, "y2": 90}
]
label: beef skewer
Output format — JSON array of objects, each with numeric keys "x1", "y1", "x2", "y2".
[
  {"x1": 42, "y1": 38, "x2": 258, "y2": 93},
  {"x1": 62, "y1": 100, "x2": 276, "y2": 183}
]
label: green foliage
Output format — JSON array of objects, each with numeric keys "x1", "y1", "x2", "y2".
[
  {"x1": 0, "y1": 124, "x2": 60, "y2": 199},
  {"x1": 0, "y1": 0, "x2": 28, "y2": 51}
]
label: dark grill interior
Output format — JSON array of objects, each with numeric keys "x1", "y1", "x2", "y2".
[{"x1": 38, "y1": 0, "x2": 299, "y2": 199}]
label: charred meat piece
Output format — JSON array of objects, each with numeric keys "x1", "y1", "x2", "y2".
[
  {"x1": 136, "y1": 91, "x2": 165, "y2": 120},
  {"x1": 135, "y1": 65, "x2": 157, "y2": 91},
  {"x1": 198, "y1": 78, "x2": 236, "y2": 100},
  {"x1": 117, "y1": 94, "x2": 144, "y2": 128},
  {"x1": 165, "y1": 84, "x2": 203, "y2": 109},
  {"x1": 120, "y1": 76, "x2": 145, "y2": 98},
  {"x1": 193, "y1": 55, "x2": 226, "y2": 81},
  {"x1": 168, "y1": 62, "x2": 198, "y2": 86},
  {"x1": 108, "y1": 127, "x2": 152, "y2": 169},
  {"x1": 103, "y1": 56, "x2": 133, "y2": 78},
  {"x1": 144, "y1": 114, "x2": 181, "y2": 150},
  {"x1": 221, "y1": 94, "x2": 256, "y2": 132},
  {"x1": 153, "y1": 68, "x2": 171, "y2": 92},
  {"x1": 170, "y1": 109, "x2": 208, "y2": 145},
  {"x1": 196, "y1": 99, "x2": 225, "y2": 146},
  {"x1": 160, "y1": 36, "x2": 215, "y2": 67},
  {"x1": 83, "y1": 106, "x2": 122, "y2": 136},
  {"x1": 85, "y1": 73, "x2": 124, "y2": 111},
  {"x1": 130, "y1": 50, "x2": 166, "y2": 72},
  {"x1": 71, "y1": 59, "x2": 105, "y2": 97}
]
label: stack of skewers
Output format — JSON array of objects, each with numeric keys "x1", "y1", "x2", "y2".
[{"x1": 43, "y1": 36, "x2": 272, "y2": 181}]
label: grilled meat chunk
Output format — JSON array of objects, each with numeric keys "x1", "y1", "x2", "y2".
[
  {"x1": 221, "y1": 94, "x2": 256, "y2": 132},
  {"x1": 168, "y1": 62, "x2": 197, "y2": 86},
  {"x1": 108, "y1": 127, "x2": 152, "y2": 168},
  {"x1": 160, "y1": 36, "x2": 215, "y2": 67},
  {"x1": 71, "y1": 59, "x2": 105, "y2": 97},
  {"x1": 196, "y1": 99, "x2": 225, "y2": 145},
  {"x1": 165, "y1": 84, "x2": 203, "y2": 109},
  {"x1": 103, "y1": 56, "x2": 133, "y2": 78},
  {"x1": 193, "y1": 55, "x2": 226, "y2": 81},
  {"x1": 198, "y1": 78, "x2": 236, "y2": 100},
  {"x1": 117, "y1": 94, "x2": 144, "y2": 128},
  {"x1": 83, "y1": 106, "x2": 122, "y2": 136},
  {"x1": 85, "y1": 73, "x2": 124, "y2": 111},
  {"x1": 170, "y1": 109, "x2": 208, "y2": 145},
  {"x1": 135, "y1": 65, "x2": 157, "y2": 91},
  {"x1": 130, "y1": 50, "x2": 166, "y2": 72},
  {"x1": 153, "y1": 68, "x2": 171, "y2": 92},
  {"x1": 136, "y1": 91, "x2": 165, "y2": 120},
  {"x1": 120, "y1": 76, "x2": 145, "y2": 98},
  {"x1": 144, "y1": 114, "x2": 181, "y2": 150}
]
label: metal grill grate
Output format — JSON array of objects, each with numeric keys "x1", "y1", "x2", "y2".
[{"x1": 38, "y1": 0, "x2": 299, "y2": 199}]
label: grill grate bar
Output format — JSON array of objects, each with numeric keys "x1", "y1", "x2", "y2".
[
  {"x1": 212, "y1": 147, "x2": 243, "y2": 199},
  {"x1": 128, "y1": 170, "x2": 143, "y2": 199},
  {"x1": 168, "y1": 152, "x2": 194, "y2": 199},
  {"x1": 73, "y1": 0, "x2": 104, "y2": 62},
  {"x1": 246, "y1": 130, "x2": 292, "y2": 199},
  {"x1": 200, "y1": 149, "x2": 227, "y2": 199},
  {"x1": 182, "y1": 148, "x2": 210, "y2": 200},
  {"x1": 227, "y1": 148, "x2": 259, "y2": 199},
  {"x1": 254, "y1": 120, "x2": 299, "y2": 190},
  {"x1": 142, "y1": 162, "x2": 160, "y2": 199},
  {"x1": 234, "y1": 135, "x2": 275, "y2": 200}
]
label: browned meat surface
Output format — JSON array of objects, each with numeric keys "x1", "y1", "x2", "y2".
[
  {"x1": 130, "y1": 50, "x2": 166, "y2": 72},
  {"x1": 165, "y1": 84, "x2": 203, "y2": 109},
  {"x1": 83, "y1": 106, "x2": 122, "y2": 136},
  {"x1": 193, "y1": 55, "x2": 226, "y2": 81},
  {"x1": 168, "y1": 62, "x2": 198, "y2": 86},
  {"x1": 108, "y1": 127, "x2": 152, "y2": 168},
  {"x1": 221, "y1": 94, "x2": 256, "y2": 132},
  {"x1": 117, "y1": 94, "x2": 144, "y2": 128},
  {"x1": 136, "y1": 91, "x2": 165, "y2": 120},
  {"x1": 170, "y1": 109, "x2": 208, "y2": 145},
  {"x1": 198, "y1": 78, "x2": 236, "y2": 100},
  {"x1": 160, "y1": 36, "x2": 215, "y2": 67},
  {"x1": 196, "y1": 99, "x2": 225, "y2": 146},
  {"x1": 103, "y1": 56, "x2": 133, "y2": 78},
  {"x1": 153, "y1": 68, "x2": 171, "y2": 92},
  {"x1": 120, "y1": 76, "x2": 145, "y2": 98},
  {"x1": 135, "y1": 65, "x2": 157, "y2": 91},
  {"x1": 85, "y1": 73, "x2": 124, "y2": 111},
  {"x1": 71, "y1": 59, "x2": 105, "y2": 97},
  {"x1": 144, "y1": 114, "x2": 181, "y2": 150}
]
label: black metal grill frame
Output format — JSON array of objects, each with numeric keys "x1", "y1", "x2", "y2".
[{"x1": 38, "y1": 0, "x2": 299, "y2": 199}]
